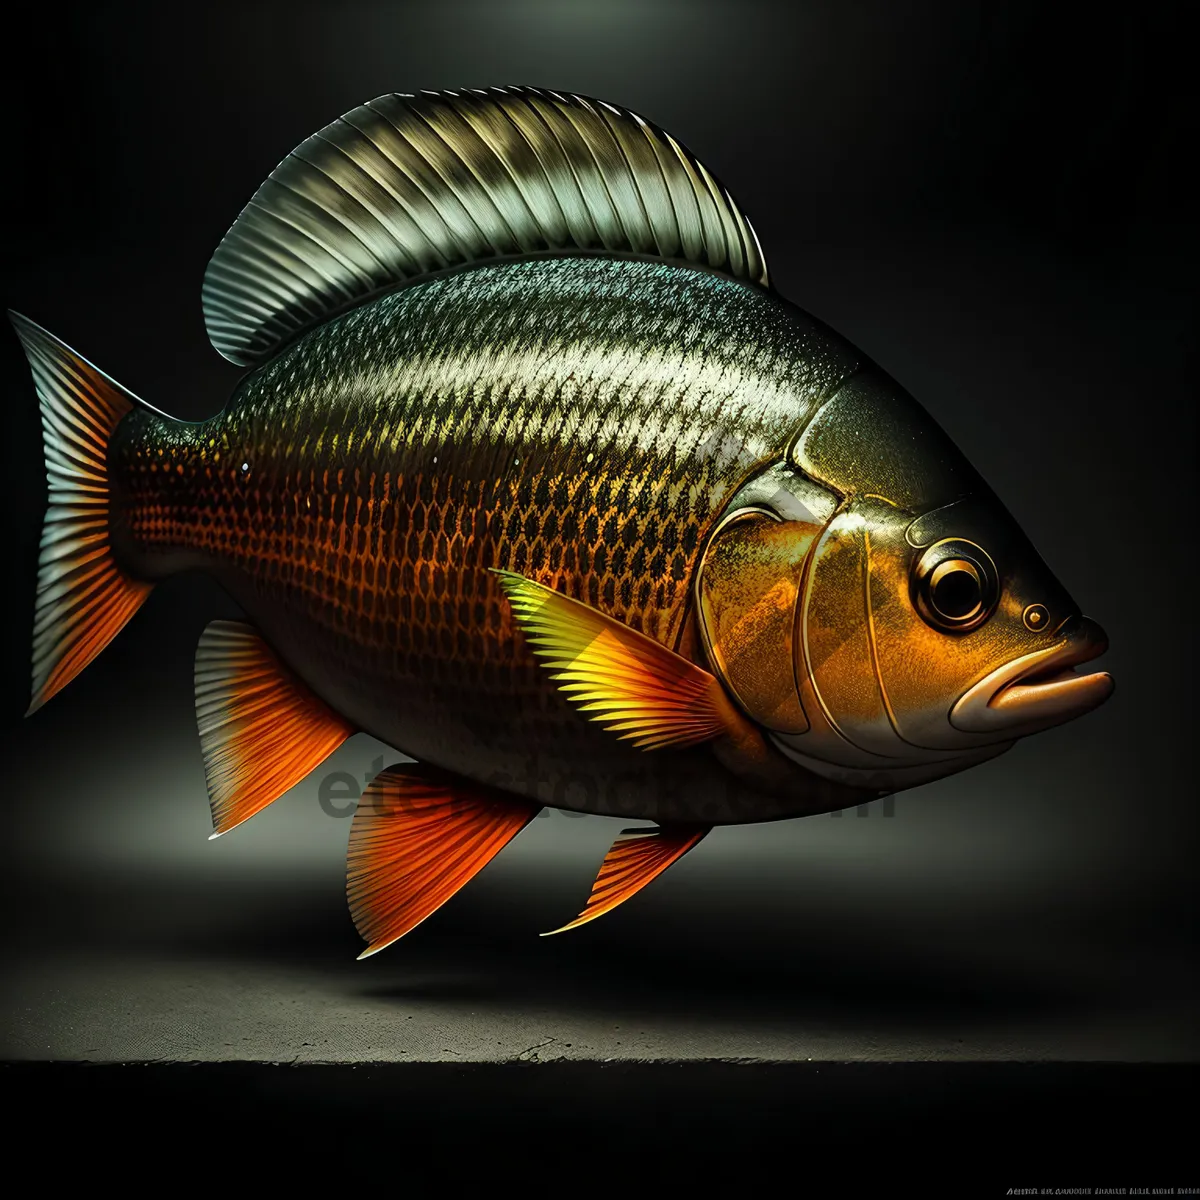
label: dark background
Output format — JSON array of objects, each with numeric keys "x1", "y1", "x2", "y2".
[{"x1": 0, "y1": 0, "x2": 1194, "y2": 1182}]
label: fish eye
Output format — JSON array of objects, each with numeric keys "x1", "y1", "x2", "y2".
[
  {"x1": 930, "y1": 560, "x2": 982, "y2": 620},
  {"x1": 912, "y1": 539, "x2": 998, "y2": 633}
]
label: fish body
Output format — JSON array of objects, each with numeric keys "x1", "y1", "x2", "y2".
[
  {"x1": 112, "y1": 255, "x2": 865, "y2": 825},
  {"x1": 13, "y1": 88, "x2": 1113, "y2": 953}
]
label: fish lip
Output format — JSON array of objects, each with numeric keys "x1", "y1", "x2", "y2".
[{"x1": 950, "y1": 616, "x2": 1114, "y2": 737}]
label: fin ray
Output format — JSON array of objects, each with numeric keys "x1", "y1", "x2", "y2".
[
  {"x1": 347, "y1": 763, "x2": 540, "y2": 957},
  {"x1": 544, "y1": 825, "x2": 709, "y2": 935},
  {"x1": 494, "y1": 569, "x2": 738, "y2": 750},
  {"x1": 195, "y1": 620, "x2": 354, "y2": 836},
  {"x1": 203, "y1": 88, "x2": 768, "y2": 366},
  {"x1": 11, "y1": 312, "x2": 155, "y2": 714}
]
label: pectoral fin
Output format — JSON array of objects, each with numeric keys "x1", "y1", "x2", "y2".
[
  {"x1": 493, "y1": 569, "x2": 739, "y2": 750},
  {"x1": 348, "y1": 762, "x2": 540, "y2": 958},
  {"x1": 543, "y1": 824, "x2": 709, "y2": 935},
  {"x1": 195, "y1": 620, "x2": 355, "y2": 837}
]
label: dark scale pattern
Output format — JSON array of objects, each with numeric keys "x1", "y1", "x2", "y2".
[{"x1": 111, "y1": 257, "x2": 862, "y2": 823}]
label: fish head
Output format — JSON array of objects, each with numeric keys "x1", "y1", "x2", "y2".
[
  {"x1": 773, "y1": 491, "x2": 1113, "y2": 786},
  {"x1": 702, "y1": 371, "x2": 1113, "y2": 792}
]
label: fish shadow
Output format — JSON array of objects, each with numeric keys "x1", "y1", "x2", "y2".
[
  {"x1": 353, "y1": 927, "x2": 1093, "y2": 1034},
  {"x1": 348, "y1": 886, "x2": 1128, "y2": 1034},
  {"x1": 3, "y1": 868, "x2": 1144, "y2": 1039}
]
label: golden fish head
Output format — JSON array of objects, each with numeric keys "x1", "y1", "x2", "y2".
[
  {"x1": 762, "y1": 491, "x2": 1113, "y2": 790},
  {"x1": 689, "y1": 367, "x2": 1117, "y2": 793}
]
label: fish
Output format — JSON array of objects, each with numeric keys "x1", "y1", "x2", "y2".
[{"x1": 11, "y1": 87, "x2": 1114, "y2": 957}]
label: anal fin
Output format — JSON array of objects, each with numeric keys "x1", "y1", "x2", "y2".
[
  {"x1": 543, "y1": 824, "x2": 709, "y2": 935},
  {"x1": 195, "y1": 620, "x2": 355, "y2": 837},
  {"x1": 348, "y1": 763, "x2": 540, "y2": 958}
]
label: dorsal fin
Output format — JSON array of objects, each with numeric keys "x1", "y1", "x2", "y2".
[{"x1": 202, "y1": 87, "x2": 769, "y2": 366}]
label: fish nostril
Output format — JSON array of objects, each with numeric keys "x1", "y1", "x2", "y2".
[{"x1": 1024, "y1": 603, "x2": 1051, "y2": 632}]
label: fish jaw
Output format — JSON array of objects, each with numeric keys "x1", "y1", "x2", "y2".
[{"x1": 950, "y1": 617, "x2": 1114, "y2": 739}]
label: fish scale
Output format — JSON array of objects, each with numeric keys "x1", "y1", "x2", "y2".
[{"x1": 109, "y1": 256, "x2": 859, "y2": 821}]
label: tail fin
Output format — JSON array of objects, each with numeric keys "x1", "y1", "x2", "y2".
[{"x1": 10, "y1": 312, "x2": 154, "y2": 715}]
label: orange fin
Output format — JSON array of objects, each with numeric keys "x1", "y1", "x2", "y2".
[
  {"x1": 493, "y1": 569, "x2": 738, "y2": 750},
  {"x1": 347, "y1": 763, "x2": 540, "y2": 958},
  {"x1": 195, "y1": 620, "x2": 354, "y2": 837},
  {"x1": 11, "y1": 313, "x2": 155, "y2": 714},
  {"x1": 542, "y1": 824, "x2": 709, "y2": 935}
]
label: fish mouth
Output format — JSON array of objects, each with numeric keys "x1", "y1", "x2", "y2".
[{"x1": 950, "y1": 616, "x2": 1114, "y2": 737}]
